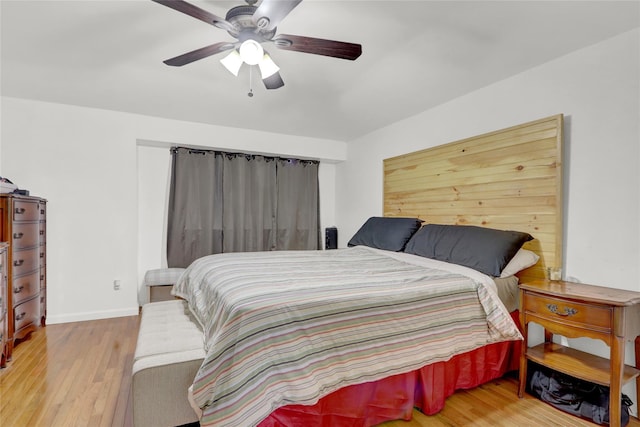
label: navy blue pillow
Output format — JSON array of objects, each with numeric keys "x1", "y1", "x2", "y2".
[
  {"x1": 348, "y1": 217, "x2": 423, "y2": 252},
  {"x1": 404, "y1": 224, "x2": 533, "y2": 276}
]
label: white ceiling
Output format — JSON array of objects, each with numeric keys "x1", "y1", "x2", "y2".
[{"x1": 2, "y1": 1, "x2": 639, "y2": 142}]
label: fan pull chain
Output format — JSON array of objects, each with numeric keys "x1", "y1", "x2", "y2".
[{"x1": 248, "y1": 66, "x2": 254, "y2": 98}]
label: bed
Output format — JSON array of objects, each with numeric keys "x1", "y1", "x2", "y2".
[{"x1": 172, "y1": 114, "x2": 564, "y2": 426}]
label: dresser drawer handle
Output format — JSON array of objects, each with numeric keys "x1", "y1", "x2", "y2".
[
  {"x1": 15, "y1": 312, "x2": 26, "y2": 321},
  {"x1": 39, "y1": 230, "x2": 44, "y2": 235},
  {"x1": 13, "y1": 232, "x2": 24, "y2": 239},
  {"x1": 13, "y1": 260, "x2": 24, "y2": 267},
  {"x1": 14, "y1": 207, "x2": 26, "y2": 215},
  {"x1": 546, "y1": 304, "x2": 578, "y2": 317},
  {"x1": 13, "y1": 285, "x2": 24, "y2": 294}
]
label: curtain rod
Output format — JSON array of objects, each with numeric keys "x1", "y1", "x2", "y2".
[{"x1": 170, "y1": 147, "x2": 319, "y2": 165}]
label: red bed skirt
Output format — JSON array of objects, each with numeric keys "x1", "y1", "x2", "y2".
[{"x1": 258, "y1": 311, "x2": 522, "y2": 427}]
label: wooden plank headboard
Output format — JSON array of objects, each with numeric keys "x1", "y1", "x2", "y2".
[{"x1": 383, "y1": 114, "x2": 564, "y2": 281}]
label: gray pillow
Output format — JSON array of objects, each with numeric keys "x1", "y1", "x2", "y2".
[
  {"x1": 348, "y1": 217, "x2": 423, "y2": 252},
  {"x1": 404, "y1": 224, "x2": 533, "y2": 276}
]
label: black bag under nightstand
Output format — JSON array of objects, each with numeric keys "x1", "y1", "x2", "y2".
[{"x1": 527, "y1": 363, "x2": 633, "y2": 426}]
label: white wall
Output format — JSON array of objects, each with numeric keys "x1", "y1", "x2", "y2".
[
  {"x1": 0, "y1": 98, "x2": 346, "y2": 322},
  {"x1": 336, "y1": 28, "x2": 639, "y2": 289},
  {"x1": 335, "y1": 28, "x2": 640, "y2": 415},
  {"x1": 137, "y1": 145, "x2": 171, "y2": 304}
]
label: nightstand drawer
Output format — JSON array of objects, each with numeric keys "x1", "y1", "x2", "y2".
[{"x1": 523, "y1": 292, "x2": 612, "y2": 331}]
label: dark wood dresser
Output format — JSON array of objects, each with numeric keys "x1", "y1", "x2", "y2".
[{"x1": 0, "y1": 195, "x2": 47, "y2": 362}]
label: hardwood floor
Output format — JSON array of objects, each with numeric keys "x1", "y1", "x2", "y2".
[
  {"x1": 0, "y1": 316, "x2": 138, "y2": 427},
  {"x1": 0, "y1": 316, "x2": 638, "y2": 427}
]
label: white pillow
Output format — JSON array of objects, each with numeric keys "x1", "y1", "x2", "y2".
[{"x1": 500, "y1": 249, "x2": 539, "y2": 278}]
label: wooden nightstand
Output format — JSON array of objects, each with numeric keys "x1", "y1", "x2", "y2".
[{"x1": 518, "y1": 279, "x2": 640, "y2": 427}]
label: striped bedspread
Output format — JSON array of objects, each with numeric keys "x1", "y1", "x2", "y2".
[{"x1": 173, "y1": 246, "x2": 522, "y2": 427}]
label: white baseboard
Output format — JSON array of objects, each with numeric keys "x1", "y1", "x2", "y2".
[{"x1": 46, "y1": 307, "x2": 140, "y2": 324}]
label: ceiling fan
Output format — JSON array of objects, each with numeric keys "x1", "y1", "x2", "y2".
[{"x1": 152, "y1": 0, "x2": 362, "y2": 91}]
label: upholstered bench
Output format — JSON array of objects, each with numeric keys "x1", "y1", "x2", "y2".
[
  {"x1": 132, "y1": 300, "x2": 205, "y2": 427},
  {"x1": 143, "y1": 268, "x2": 185, "y2": 303}
]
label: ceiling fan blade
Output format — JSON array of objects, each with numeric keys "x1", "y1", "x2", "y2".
[
  {"x1": 164, "y1": 42, "x2": 236, "y2": 66},
  {"x1": 151, "y1": 0, "x2": 235, "y2": 32},
  {"x1": 252, "y1": 0, "x2": 302, "y2": 32},
  {"x1": 273, "y1": 34, "x2": 362, "y2": 60},
  {"x1": 263, "y1": 72, "x2": 285, "y2": 90}
]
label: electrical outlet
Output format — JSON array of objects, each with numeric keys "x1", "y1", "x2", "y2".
[{"x1": 113, "y1": 279, "x2": 121, "y2": 290}]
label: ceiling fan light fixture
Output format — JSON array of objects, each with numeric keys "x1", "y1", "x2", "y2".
[
  {"x1": 239, "y1": 39, "x2": 264, "y2": 65},
  {"x1": 220, "y1": 49, "x2": 243, "y2": 76},
  {"x1": 152, "y1": 0, "x2": 362, "y2": 93},
  {"x1": 258, "y1": 53, "x2": 280, "y2": 79}
]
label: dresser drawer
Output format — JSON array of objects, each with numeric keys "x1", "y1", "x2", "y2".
[
  {"x1": 40, "y1": 266, "x2": 46, "y2": 290},
  {"x1": 523, "y1": 292, "x2": 612, "y2": 331},
  {"x1": 13, "y1": 200, "x2": 40, "y2": 222},
  {"x1": 13, "y1": 296, "x2": 39, "y2": 333},
  {"x1": 39, "y1": 222, "x2": 46, "y2": 244},
  {"x1": 12, "y1": 271, "x2": 39, "y2": 306},
  {"x1": 12, "y1": 247, "x2": 39, "y2": 276},
  {"x1": 12, "y1": 223, "x2": 39, "y2": 249},
  {"x1": 38, "y1": 202, "x2": 46, "y2": 221},
  {"x1": 39, "y1": 247, "x2": 46, "y2": 266}
]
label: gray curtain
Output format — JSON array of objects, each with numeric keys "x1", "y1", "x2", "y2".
[
  {"x1": 222, "y1": 154, "x2": 277, "y2": 252},
  {"x1": 276, "y1": 158, "x2": 319, "y2": 250},
  {"x1": 167, "y1": 148, "x2": 223, "y2": 268},
  {"x1": 167, "y1": 148, "x2": 320, "y2": 267}
]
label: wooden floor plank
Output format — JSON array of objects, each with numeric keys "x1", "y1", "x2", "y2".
[{"x1": 0, "y1": 316, "x2": 638, "y2": 427}]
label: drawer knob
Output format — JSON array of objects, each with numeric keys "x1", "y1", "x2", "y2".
[
  {"x1": 14, "y1": 207, "x2": 25, "y2": 215},
  {"x1": 13, "y1": 285, "x2": 24, "y2": 294},
  {"x1": 13, "y1": 259, "x2": 24, "y2": 267},
  {"x1": 546, "y1": 303, "x2": 578, "y2": 317},
  {"x1": 15, "y1": 312, "x2": 26, "y2": 321},
  {"x1": 13, "y1": 232, "x2": 24, "y2": 239}
]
